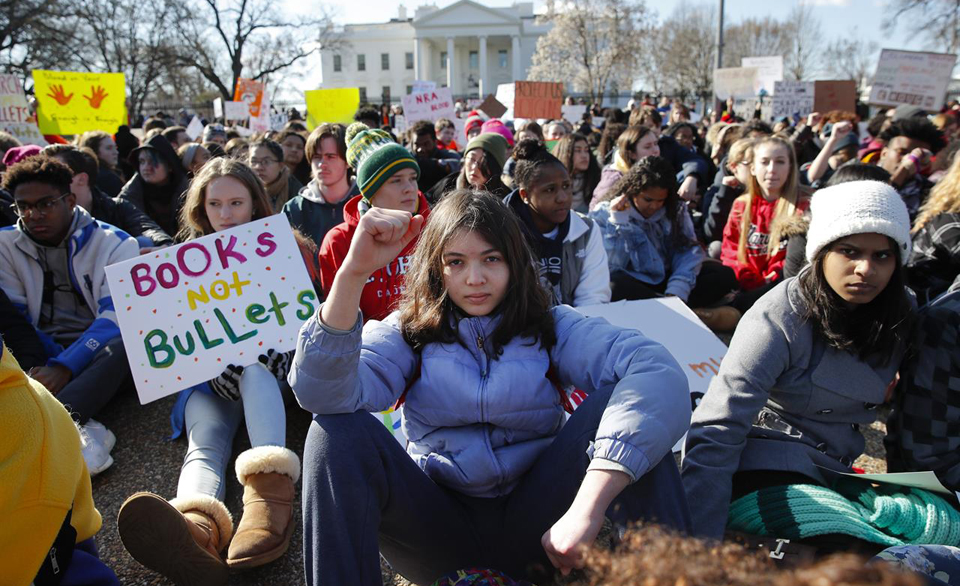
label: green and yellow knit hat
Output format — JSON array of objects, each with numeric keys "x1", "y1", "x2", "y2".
[{"x1": 345, "y1": 122, "x2": 419, "y2": 202}]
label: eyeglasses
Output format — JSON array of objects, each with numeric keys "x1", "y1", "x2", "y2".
[
  {"x1": 249, "y1": 158, "x2": 280, "y2": 167},
  {"x1": 14, "y1": 193, "x2": 70, "y2": 218}
]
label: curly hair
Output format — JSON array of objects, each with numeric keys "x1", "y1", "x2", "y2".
[
  {"x1": 2, "y1": 155, "x2": 73, "y2": 194},
  {"x1": 604, "y1": 156, "x2": 693, "y2": 249},
  {"x1": 879, "y1": 117, "x2": 947, "y2": 153}
]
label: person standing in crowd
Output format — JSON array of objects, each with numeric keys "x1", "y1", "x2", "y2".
[
  {"x1": 117, "y1": 159, "x2": 303, "y2": 585},
  {"x1": 291, "y1": 189, "x2": 691, "y2": 586},
  {"x1": 161, "y1": 126, "x2": 191, "y2": 150},
  {"x1": 44, "y1": 145, "x2": 174, "y2": 249},
  {"x1": 875, "y1": 117, "x2": 947, "y2": 219},
  {"x1": 279, "y1": 131, "x2": 311, "y2": 186},
  {"x1": 77, "y1": 130, "x2": 126, "y2": 197},
  {"x1": 435, "y1": 118, "x2": 460, "y2": 152},
  {"x1": 202, "y1": 124, "x2": 228, "y2": 147},
  {"x1": 720, "y1": 136, "x2": 806, "y2": 309},
  {"x1": 248, "y1": 139, "x2": 303, "y2": 213},
  {"x1": 683, "y1": 180, "x2": 915, "y2": 541},
  {"x1": 592, "y1": 125, "x2": 661, "y2": 203},
  {"x1": 0, "y1": 157, "x2": 138, "y2": 475},
  {"x1": 552, "y1": 133, "x2": 601, "y2": 214},
  {"x1": 504, "y1": 139, "x2": 610, "y2": 307},
  {"x1": 283, "y1": 123, "x2": 354, "y2": 255},
  {"x1": 318, "y1": 123, "x2": 429, "y2": 322},
  {"x1": 408, "y1": 120, "x2": 461, "y2": 194},
  {"x1": 117, "y1": 134, "x2": 191, "y2": 239},
  {"x1": 427, "y1": 133, "x2": 510, "y2": 204}
]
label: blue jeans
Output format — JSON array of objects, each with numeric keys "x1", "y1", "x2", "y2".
[
  {"x1": 301, "y1": 386, "x2": 692, "y2": 586},
  {"x1": 177, "y1": 363, "x2": 285, "y2": 500}
]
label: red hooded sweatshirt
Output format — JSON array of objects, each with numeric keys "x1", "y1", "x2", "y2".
[
  {"x1": 318, "y1": 192, "x2": 431, "y2": 322},
  {"x1": 720, "y1": 194, "x2": 806, "y2": 291}
]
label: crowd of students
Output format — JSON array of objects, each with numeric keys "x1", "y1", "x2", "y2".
[{"x1": 3, "y1": 94, "x2": 960, "y2": 586}]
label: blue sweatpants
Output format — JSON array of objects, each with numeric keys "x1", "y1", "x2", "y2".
[{"x1": 301, "y1": 386, "x2": 692, "y2": 586}]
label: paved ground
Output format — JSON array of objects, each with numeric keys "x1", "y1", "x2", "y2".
[{"x1": 90, "y1": 383, "x2": 889, "y2": 585}]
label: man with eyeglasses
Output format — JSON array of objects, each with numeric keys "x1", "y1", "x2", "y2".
[{"x1": 0, "y1": 156, "x2": 138, "y2": 476}]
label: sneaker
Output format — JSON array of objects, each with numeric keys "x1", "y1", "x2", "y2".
[
  {"x1": 84, "y1": 419, "x2": 116, "y2": 453},
  {"x1": 80, "y1": 424, "x2": 114, "y2": 476}
]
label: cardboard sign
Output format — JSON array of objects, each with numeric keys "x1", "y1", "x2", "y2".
[
  {"x1": 477, "y1": 94, "x2": 507, "y2": 119},
  {"x1": 869, "y1": 49, "x2": 957, "y2": 111},
  {"x1": 105, "y1": 215, "x2": 317, "y2": 404},
  {"x1": 561, "y1": 105, "x2": 587, "y2": 125},
  {"x1": 249, "y1": 90, "x2": 271, "y2": 133},
  {"x1": 741, "y1": 56, "x2": 783, "y2": 95},
  {"x1": 514, "y1": 81, "x2": 563, "y2": 120},
  {"x1": 305, "y1": 88, "x2": 360, "y2": 129},
  {"x1": 0, "y1": 74, "x2": 46, "y2": 145},
  {"x1": 32, "y1": 70, "x2": 126, "y2": 134},
  {"x1": 772, "y1": 81, "x2": 815, "y2": 119},
  {"x1": 234, "y1": 78, "x2": 265, "y2": 118},
  {"x1": 401, "y1": 87, "x2": 455, "y2": 123},
  {"x1": 814, "y1": 80, "x2": 857, "y2": 114},
  {"x1": 223, "y1": 100, "x2": 249, "y2": 121},
  {"x1": 713, "y1": 67, "x2": 759, "y2": 100},
  {"x1": 185, "y1": 116, "x2": 204, "y2": 140}
]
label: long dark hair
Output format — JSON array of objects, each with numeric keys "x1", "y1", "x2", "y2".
[
  {"x1": 552, "y1": 133, "x2": 601, "y2": 204},
  {"x1": 399, "y1": 189, "x2": 556, "y2": 357},
  {"x1": 799, "y1": 238, "x2": 914, "y2": 364}
]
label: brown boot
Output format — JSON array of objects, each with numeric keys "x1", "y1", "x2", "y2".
[
  {"x1": 226, "y1": 446, "x2": 300, "y2": 568},
  {"x1": 692, "y1": 306, "x2": 742, "y2": 332},
  {"x1": 118, "y1": 492, "x2": 233, "y2": 586}
]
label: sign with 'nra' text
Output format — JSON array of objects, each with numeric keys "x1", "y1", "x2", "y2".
[
  {"x1": 105, "y1": 215, "x2": 317, "y2": 404},
  {"x1": 401, "y1": 87, "x2": 455, "y2": 123}
]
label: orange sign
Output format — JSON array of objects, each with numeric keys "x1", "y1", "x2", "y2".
[{"x1": 234, "y1": 78, "x2": 265, "y2": 118}]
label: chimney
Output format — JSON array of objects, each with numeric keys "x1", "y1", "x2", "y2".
[{"x1": 398, "y1": 5, "x2": 407, "y2": 19}]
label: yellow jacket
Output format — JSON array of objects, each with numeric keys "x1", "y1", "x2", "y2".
[{"x1": 0, "y1": 343, "x2": 101, "y2": 586}]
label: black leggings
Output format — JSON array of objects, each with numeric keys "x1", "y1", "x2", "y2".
[{"x1": 610, "y1": 260, "x2": 740, "y2": 308}]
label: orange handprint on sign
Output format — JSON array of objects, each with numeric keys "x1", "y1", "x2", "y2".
[
  {"x1": 83, "y1": 85, "x2": 109, "y2": 109},
  {"x1": 46, "y1": 84, "x2": 74, "y2": 106}
]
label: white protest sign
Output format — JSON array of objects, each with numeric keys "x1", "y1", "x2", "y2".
[
  {"x1": 561, "y1": 105, "x2": 587, "y2": 125},
  {"x1": 772, "y1": 81, "x2": 815, "y2": 119},
  {"x1": 741, "y1": 56, "x2": 784, "y2": 95},
  {"x1": 495, "y1": 82, "x2": 515, "y2": 119},
  {"x1": 412, "y1": 80, "x2": 437, "y2": 94},
  {"x1": 224, "y1": 100, "x2": 250, "y2": 121},
  {"x1": 0, "y1": 74, "x2": 46, "y2": 145},
  {"x1": 869, "y1": 49, "x2": 957, "y2": 111},
  {"x1": 185, "y1": 116, "x2": 204, "y2": 140},
  {"x1": 213, "y1": 97, "x2": 224, "y2": 119},
  {"x1": 250, "y1": 89, "x2": 271, "y2": 133},
  {"x1": 713, "y1": 67, "x2": 759, "y2": 100},
  {"x1": 400, "y1": 87, "x2": 455, "y2": 123},
  {"x1": 270, "y1": 111, "x2": 288, "y2": 132},
  {"x1": 105, "y1": 215, "x2": 318, "y2": 404}
]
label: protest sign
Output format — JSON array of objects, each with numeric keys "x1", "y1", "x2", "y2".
[
  {"x1": 477, "y1": 94, "x2": 507, "y2": 119},
  {"x1": 814, "y1": 80, "x2": 857, "y2": 114},
  {"x1": 185, "y1": 116, "x2": 204, "y2": 140},
  {"x1": 741, "y1": 56, "x2": 783, "y2": 95},
  {"x1": 561, "y1": 105, "x2": 587, "y2": 125},
  {"x1": 495, "y1": 83, "x2": 515, "y2": 119},
  {"x1": 234, "y1": 78, "x2": 265, "y2": 118},
  {"x1": 305, "y1": 88, "x2": 360, "y2": 129},
  {"x1": 223, "y1": 100, "x2": 249, "y2": 121},
  {"x1": 32, "y1": 70, "x2": 126, "y2": 135},
  {"x1": 105, "y1": 215, "x2": 317, "y2": 404},
  {"x1": 412, "y1": 80, "x2": 437, "y2": 94},
  {"x1": 249, "y1": 90, "x2": 271, "y2": 133},
  {"x1": 772, "y1": 81, "x2": 815, "y2": 119},
  {"x1": 713, "y1": 67, "x2": 759, "y2": 100},
  {"x1": 869, "y1": 49, "x2": 957, "y2": 111},
  {"x1": 514, "y1": 81, "x2": 563, "y2": 120},
  {"x1": 213, "y1": 97, "x2": 223, "y2": 119},
  {"x1": 0, "y1": 74, "x2": 46, "y2": 145},
  {"x1": 401, "y1": 87, "x2": 455, "y2": 123}
]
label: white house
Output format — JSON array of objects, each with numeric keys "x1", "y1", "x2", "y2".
[{"x1": 320, "y1": 0, "x2": 550, "y2": 103}]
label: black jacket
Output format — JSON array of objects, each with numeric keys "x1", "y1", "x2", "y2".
[
  {"x1": 0, "y1": 287, "x2": 46, "y2": 371},
  {"x1": 118, "y1": 134, "x2": 190, "y2": 239},
  {"x1": 90, "y1": 187, "x2": 174, "y2": 246},
  {"x1": 907, "y1": 212, "x2": 960, "y2": 305},
  {"x1": 96, "y1": 167, "x2": 126, "y2": 197}
]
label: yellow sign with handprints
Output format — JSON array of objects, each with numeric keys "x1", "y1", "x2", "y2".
[
  {"x1": 32, "y1": 70, "x2": 126, "y2": 135},
  {"x1": 305, "y1": 88, "x2": 360, "y2": 130}
]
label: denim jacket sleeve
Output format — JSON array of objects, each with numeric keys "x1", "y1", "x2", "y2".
[
  {"x1": 665, "y1": 209, "x2": 704, "y2": 301},
  {"x1": 289, "y1": 308, "x2": 418, "y2": 415},
  {"x1": 549, "y1": 305, "x2": 691, "y2": 482},
  {"x1": 589, "y1": 205, "x2": 641, "y2": 275}
]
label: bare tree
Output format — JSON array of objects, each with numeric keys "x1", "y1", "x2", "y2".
[
  {"x1": 883, "y1": 0, "x2": 960, "y2": 55},
  {"x1": 648, "y1": 2, "x2": 716, "y2": 102},
  {"x1": 783, "y1": 4, "x2": 823, "y2": 81},
  {"x1": 168, "y1": 0, "x2": 343, "y2": 101},
  {"x1": 824, "y1": 31, "x2": 880, "y2": 94},
  {"x1": 0, "y1": 0, "x2": 78, "y2": 78},
  {"x1": 527, "y1": 0, "x2": 654, "y2": 105},
  {"x1": 723, "y1": 16, "x2": 792, "y2": 68}
]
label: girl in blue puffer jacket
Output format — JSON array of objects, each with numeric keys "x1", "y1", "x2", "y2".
[{"x1": 290, "y1": 189, "x2": 692, "y2": 586}]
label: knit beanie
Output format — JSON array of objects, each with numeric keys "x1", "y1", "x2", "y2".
[
  {"x1": 464, "y1": 115, "x2": 484, "y2": 137},
  {"x1": 480, "y1": 119, "x2": 514, "y2": 147},
  {"x1": 805, "y1": 180, "x2": 911, "y2": 262},
  {"x1": 179, "y1": 143, "x2": 201, "y2": 170},
  {"x1": 465, "y1": 133, "x2": 509, "y2": 169},
  {"x1": 345, "y1": 122, "x2": 419, "y2": 202}
]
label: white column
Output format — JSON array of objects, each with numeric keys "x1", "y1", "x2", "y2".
[
  {"x1": 511, "y1": 35, "x2": 521, "y2": 81},
  {"x1": 446, "y1": 36, "x2": 455, "y2": 93},
  {"x1": 478, "y1": 35, "x2": 488, "y2": 96},
  {"x1": 414, "y1": 37, "x2": 422, "y2": 80}
]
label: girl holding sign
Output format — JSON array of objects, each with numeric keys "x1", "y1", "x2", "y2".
[
  {"x1": 292, "y1": 189, "x2": 692, "y2": 586},
  {"x1": 682, "y1": 181, "x2": 915, "y2": 542},
  {"x1": 117, "y1": 158, "x2": 303, "y2": 585}
]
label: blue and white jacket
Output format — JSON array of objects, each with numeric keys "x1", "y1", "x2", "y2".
[
  {"x1": 0, "y1": 207, "x2": 137, "y2": 374},
  {"x1": 290, "y1": 304, "x2": 690, "y2": 498}
]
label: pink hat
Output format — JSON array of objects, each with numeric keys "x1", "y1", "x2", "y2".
[
  {"x1": 2, "y1": 145, "x2": 42, "y2": 167},
  {"x1": 480, "y1": 119, "x2": 514, "y2": 147}
]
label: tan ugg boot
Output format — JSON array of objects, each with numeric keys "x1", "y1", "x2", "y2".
[
  {"x1": 118, "y1": 492, "x2": 233, "y2": 586},
  {"x1": 692, "y1": 306, "x2": 742, "y2": 332},
  {"x1": 226, "y1": 446, "x2": 300, "y2": 568}
]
